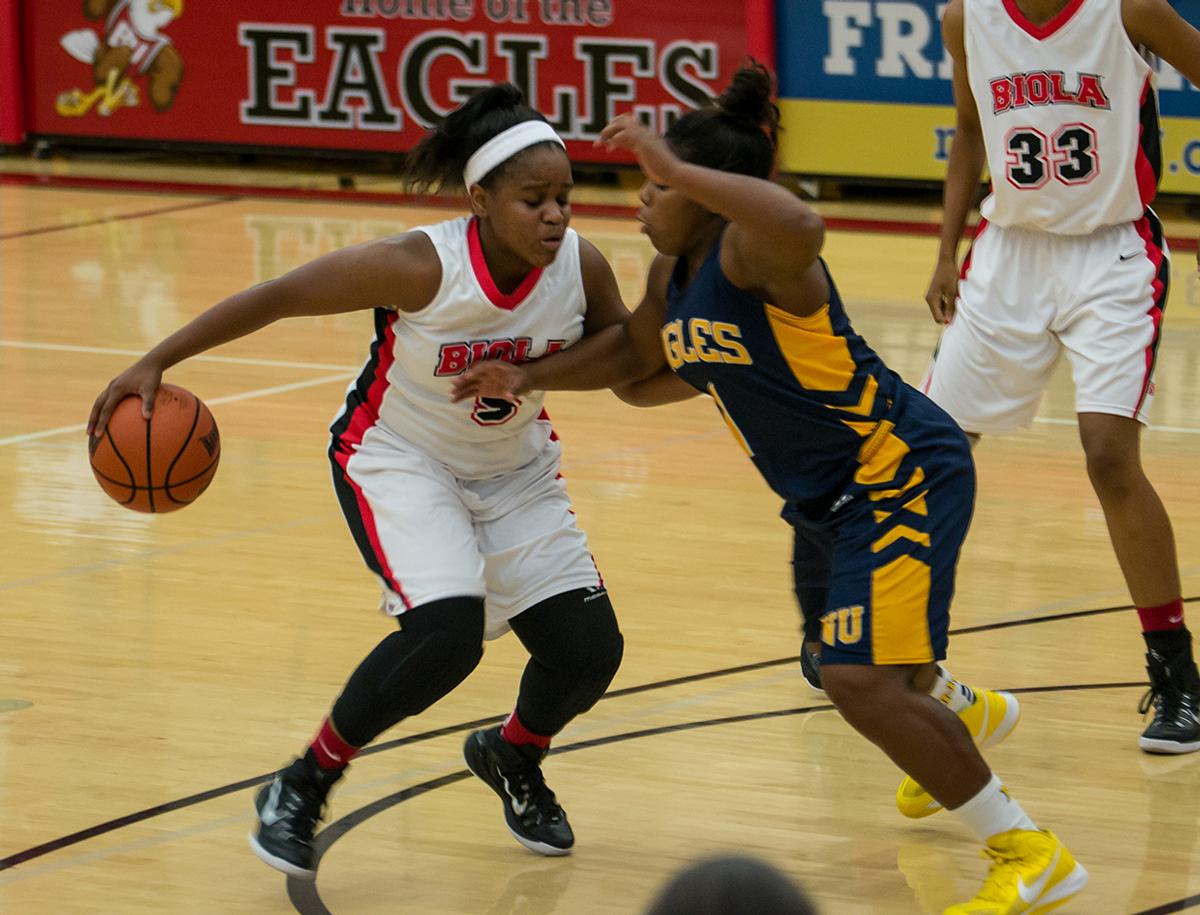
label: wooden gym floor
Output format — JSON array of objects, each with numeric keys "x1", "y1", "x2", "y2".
[{"x1": 1, "y1": 156, "x2": 1199, "y2": 914}]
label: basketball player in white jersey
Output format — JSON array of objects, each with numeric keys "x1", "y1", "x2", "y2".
[
  {"x1": 87, "y1": 85, "x2": 629, "y2": 880},
  {"x1": 923, "y1": 0, "x2": 1200, "y2": 773}
]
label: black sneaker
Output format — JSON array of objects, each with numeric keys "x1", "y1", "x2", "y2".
[
  {"x1": 248, "y1": 756, "x2": 342, "y2": 879},
  {"x1": 1139, "y1": 650, "x2": 1200, "y2": 755},
  {"x1": 800, "y1": 642, "x2": 825, "y2": 696},
  {"x1": 463, "y1": 727, "x2": 574, "y2": 855}
]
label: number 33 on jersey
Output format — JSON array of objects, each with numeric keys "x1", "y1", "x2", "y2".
[{"x1": 967, "y1": 0, "x2": 1160, "y2": 235}]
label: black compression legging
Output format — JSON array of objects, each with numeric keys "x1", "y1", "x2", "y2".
[
  {"x1": 509, "y1": 587, "x2": 623, "y2": 736},
  {"x1": 328, "y1": 588, "x2": 623, "y2": 748},
  {"x1": 330, "y1": 596, "x2": 485, "y2": 748},
  {"x1": 793, "y1": 524, "x2": 834, "y2": 644}
]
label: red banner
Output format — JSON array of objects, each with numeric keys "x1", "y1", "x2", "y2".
[
  {"x1": 1, "y1": 0, "x2": 24, "y2": 144},
  {"x1": 22, "y1": 0, "x2": 747, "y2": 162}
]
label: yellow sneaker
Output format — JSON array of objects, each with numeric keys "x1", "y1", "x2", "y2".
[
  {"x1": 944, "y1": 829, "x2": 1088, "y2": 914},
  {"x1": 897, "y1": 688, "x2": 1021, "y2": 818}
]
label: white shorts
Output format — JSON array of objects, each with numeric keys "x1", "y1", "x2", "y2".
[
  {"x1": 334, "y1": 423, "x2": 603, "y2": 640},
  {"x1": 921, "y1": 216, "x2": 1168, "y2": 434}
]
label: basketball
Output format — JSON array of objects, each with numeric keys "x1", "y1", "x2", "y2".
[{"x1": 88, "y1": 384, "x2": 221, "y2": 513}]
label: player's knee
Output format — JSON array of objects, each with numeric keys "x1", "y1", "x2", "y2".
[
  {"x1": 422, "y1": 623, "x2": 485, "y2": 687},
  {"x1": 330, "y1": 597, "x2": 485, "y2": 744},
  {"x1": 523, "y1": 588, "x2": 622, "y2": 668},
  {"x1": 585, "y1": 595, "x2": 624, "y2": 676},
  {"x1": 563, "y1": 592, "x2": 624, "y2": 695},
  {"x1": 587, "y1": 620, "x2": 624, "y2": 693},
  {"x1": 820, "y1": 663, "x2": 869, "y2": 712},
  {"x1": 404, "y1": 596, "x2": 485, "y2": 676},
  {"x1": 379, "y1": 597, "x2": 485, "y2": 710},
  {"x1": 562, "y1": 631, "x2": 623, "y2": 721},
  {"x1": 821, "y1": 664, "x2": 900, "y2": 729},
  {"x1": 1082, "y1": 443, "x2": 1142, "y2": 496},
  {"x1": 516, "y1": 588, "x2": 624, "y2": 709},
  {"x1": 1079, "y1": 417, "x2": 1143, "y2": 490}
]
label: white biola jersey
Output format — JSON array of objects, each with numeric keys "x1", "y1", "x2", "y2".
[
  {"x1": 965, "y1": 0, "x2": 1160, "y2": 234},
  {"x1": 331, "y1": 216, "x2": 585, "y2": 479}
]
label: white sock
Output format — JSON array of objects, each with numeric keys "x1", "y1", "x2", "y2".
[
  {"x1": 952, "y1": 774, "x2": 1037, "y2": 843},
  {"x1": 930, "y1": 667, "x2": 976, "y2": 714}
]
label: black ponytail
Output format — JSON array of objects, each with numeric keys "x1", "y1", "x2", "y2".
[
  {"x1": 664, "y1": 62, "x2": 780, "y2": 180},
  {"x1": 403, "y1": 84, "x2": 555, "y2": 193}
]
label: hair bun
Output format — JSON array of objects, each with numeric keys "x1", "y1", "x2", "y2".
[
  {"x1": 469, "y1": 82, "x2": 525, "y2": 112},
  {"x1": 401, "y1": 82, "x2": 544, "y2": 193},
  {"x1": 715, "y1": 63, "x2": 779, "y2": 135}
]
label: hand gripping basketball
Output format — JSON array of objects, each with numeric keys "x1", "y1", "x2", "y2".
[
  {"x1": 88, "y1": 360, "x2": 165, "y2": 438},
  {"x1": 88, "y1": 380, "x2": 220, "y2": 513}
]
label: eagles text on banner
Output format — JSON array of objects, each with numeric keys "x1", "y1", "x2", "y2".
[{"x1": 23, "y1": 0, "x2": 747, "y2": 164}]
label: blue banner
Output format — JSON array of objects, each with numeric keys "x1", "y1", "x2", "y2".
[{"x1": 777, "y1": 0, "x2": 1200, "y2": 117}]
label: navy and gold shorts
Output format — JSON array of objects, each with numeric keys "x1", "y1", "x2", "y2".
[{"x1": 787, "y1": 395, "x2": 975, "y2": 666}]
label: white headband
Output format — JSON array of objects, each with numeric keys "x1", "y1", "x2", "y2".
[{"x1": 462, "y1": 121, "x2": 565, "y2": 188}]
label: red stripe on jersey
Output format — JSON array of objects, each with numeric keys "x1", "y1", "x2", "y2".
[
  {"x1": 338, "y1": 310, "x2": 399, "y2": 449},
  {"x1": 333, "y1": 311, "x2": 412, "y2": 608},
  {"x1": 1002, "y1": 0, "x2": 1086, "y2": 39},
  {"x1": 468, "y1": 217, "x2": 543, "y2": 311},
  {"x1": 537, "y1": 407, "x2": 559, "y2": 442},
  {"x1": 921, "y1": 368, "x2": 935, "y2": 395},
  {"x1": 332, "y1": 447, "x2": 412, "y2": 609},
  {"x1": 1132, "y1": 215, "x2": 1166, "y2": 418},
  {"x1": 591, "y1": 556, "x2": 605, "y2": 589},
  {"x1": 1134, "y1": 75, "x2": 1159, "y2": 209}
]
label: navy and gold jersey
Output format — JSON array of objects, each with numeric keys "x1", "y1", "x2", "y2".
[
  {"x1": 662, "y1": 236, "x2": 977, "y2": 666},
  {"x1": 662, "y1": 240, "x2": 906, "y2": 510}
]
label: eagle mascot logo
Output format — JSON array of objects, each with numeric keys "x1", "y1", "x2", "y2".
[{"x1": 56, "y1": 0, "x2": 184, "y2": 118}]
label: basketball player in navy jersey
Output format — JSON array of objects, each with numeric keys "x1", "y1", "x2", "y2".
[
  {"x1": 923, "y1": 0, "x2": 1200, "y2": 757},
  {"x1": 454, "y1": 64, "x2": 1088, "y2": 913},
  {"x1": 88, "y1": 85, "x2": 629, "y2": 880}
]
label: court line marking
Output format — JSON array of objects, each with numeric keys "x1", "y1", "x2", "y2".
[
  {"x1": 3, "y1": 174, "x2": 1196, "y2": 907},
  {"x1": 8, "y1": 341, "x2": 1200, "y2": 441},
  {"x1": 0, "y1": 340, "x2": 357, "y2": 372},
  {"x1": 1034, "y1": 415, "x2": 1200, "y2": 435},
  {"x1": 0, "y1": 171, "x2": 639, "y2": 221},
  {"x1": 1135, "y1": 895, "x2": 1200, "y2": 915},
  {"x1": 6, "y1": 172, "x2": 1198, "y2": 252},
  {"x1": 0, "y1": 515, "x2": 329, "y2": 593},
  {"x1": 0, "y1": 419, "x2": 726, "y2": 596},
  {"x1": 293, "y1": 680, "x2": 1162, "y2": 915},
  {"x1": 0, "y1": 195, "x2": 239, "y2": 241},
  {"x1": 0, "y1": 669, "x2": 798, "y2": 887},
  {"x1": 0, "y1": 682, "x2": 1146, "y2": 889},
  {"x1": 0, "y1": 372, "x2": 355, "y2": 447},
  {"x1": 4, "y1": 596, "x2": 1192, "y2": 874}
]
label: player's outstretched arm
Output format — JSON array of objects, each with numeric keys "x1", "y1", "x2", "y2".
[
  {"x1": 1125, "y1": 0, "x2": 1200, "y2": 280},
  {"x1": 451, "y1": 252, "x2": 673, "y2": 403},
  {"x1": 926, "y1": 0, "x2": 986, "y2": 325},
  {"x1": 612, "y1": 367, "x2": 700, "y2": 407},
  {"x1": 1119, "y1": 0, "x2": 1200, "y2": 277},
  {"x1": 87, "y1": 233, "x2": 440, "y2": 436},
  {"x1": 598, "y1": 114, "x2": 824, "y2": 284},
  {"x1": 1124, "y1": 0, "x2": 1200, "y2": 90}
]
